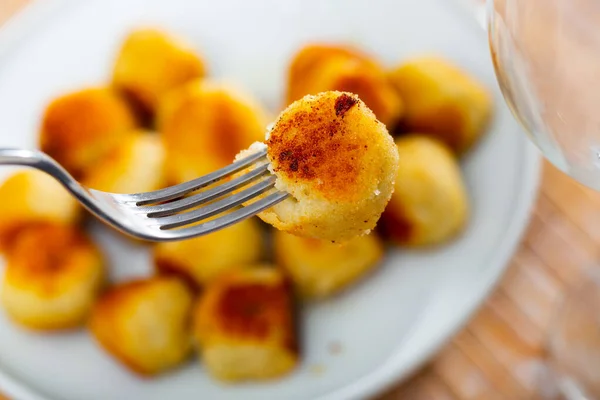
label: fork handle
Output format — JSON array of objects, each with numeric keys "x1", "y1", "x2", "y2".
[
  {"x1": 0, "y1": 148, "x2": 59, "y2": 169},
  {"x1": 0, "y1": 148, "x2": 72, "y2": 176},
  {"x1": 0, "y1": 148, "x2": 91, "y2": 203},
  {"x1": 0, "y1": 148, "x2": 138, "y2": 237}
]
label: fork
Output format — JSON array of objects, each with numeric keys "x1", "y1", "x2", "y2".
[{"x1": 0, "y1": 148, "x2": 288, "y2": 242}]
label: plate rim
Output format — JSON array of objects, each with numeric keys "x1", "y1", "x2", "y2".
[{"x1": 0, "y1": 1, "x2": 543, "y2": 400}]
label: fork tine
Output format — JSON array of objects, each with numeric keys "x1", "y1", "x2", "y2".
[
  {"x1": 114, "y1": 148, "x2": 267, "y2": 206},
  {"x1": 137, "y1": 163, "x2": 270, "y2": 218},
  {"x1": 157, "y1": 191, "x2": 289, "y2": 240},
  {"x1": 153, "y1": 176, "x2": 276, "y2": 230}
]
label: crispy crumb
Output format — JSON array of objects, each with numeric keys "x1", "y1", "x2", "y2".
[{"x1": 334, "y1": 93, "x2": 358, "y2": 117}]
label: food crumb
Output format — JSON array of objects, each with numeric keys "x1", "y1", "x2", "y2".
[
  {"x1": 334, "y1": 93, "x2": 358, "y2": 117},
  {"x1": 310, "y1": 364, "x2": 325, "y2": 376},
  {"x1": 328, "y1": 341, "x2": 343, "y2": 355}
]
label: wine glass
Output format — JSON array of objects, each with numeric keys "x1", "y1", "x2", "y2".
[
  {"x1": 487, "y1": 0, "x2": 600, "y2": 398},
  {"x1": 488, "y1": 0, "x2": 600, "y2": 190}
]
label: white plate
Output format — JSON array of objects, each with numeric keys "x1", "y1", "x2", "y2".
[{"x1": 0, "y1": 1, "x2": 541, "y2": 399}]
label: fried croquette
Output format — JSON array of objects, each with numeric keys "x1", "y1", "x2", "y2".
[
  {"x1": 158, "y1": 79, "x2": 269, "y2": 184},
  {"x1": 89, "y1": 277, "x2": 194, "y2": 376},
  {"x1": 379, "y1": 135, "x2": 469, "y2": 246},
  {"x1": 83, "y1": 132, "x2": 167, "y2": 193},
  {"x1": 274, "y1": 230, "x2": 383, "y2": 299},
  {"x1": 154, "y1": 218, "x2": 264, "y2": 288},
  {"x1": 40, "y1": 87, "x2": 138, "y2": 178},
  {"x1": 286, "y1": 44, "x2": 403, "y2": 127},
  {"x1": 0, "y1": 224, "x2": 104, "y2": 330},
  {"x1": 194, "y1": 267, "x2": 297, "y2": 382},
  {"x1": 0, "y1": 170, "x2": 81, "y2": 252},
  {"x1": 238, "y1": 91, "x2": 399, "y2": 242},
  {"x1": 388, "y1": 56, "x2": 493, "y2": 153},
  {"x1": 112, "y1": 27, "x2": 205, "y2": 115}
]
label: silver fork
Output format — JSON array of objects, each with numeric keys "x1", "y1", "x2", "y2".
[{"x1": 0, "y1": 148, "x2": 288, "y2": 242}]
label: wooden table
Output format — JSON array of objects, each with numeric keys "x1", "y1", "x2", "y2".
[
  {"x1": 2, "y1": 2, "x2": 599, "y2": 400},
  {"x1": 379, "y1": 162, "x2": 600, "y2": 399}
]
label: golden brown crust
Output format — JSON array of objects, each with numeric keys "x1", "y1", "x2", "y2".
[
  {"x1": 89, "y1": 277, "x2": 193, "y2": 376},
  {"x1": 273, "y1": 230, "x2": 384, "y2": 299},
  {"x1": 334, "y1": 92, "x2": 360, "y2": 117},
  {"x1": 0, "y1": 223, "x2": 50, "y2": 257},
  {"x1": 286, "y1": 43, "x2": 403, "y2": 127},
  {"x1": 112, "y1": 27, "x2": 205, "y2": 115},
  {"x1": 90, "y1": 280, "x2": 151, "y2": 375},
  {"x1": 0, "y1": 170, "x2": 81, "y2": 253},
  {"x1": 379, "y1": 135, "x2": 470, "y2": 246},
  {"x1": 388, "y1": 56, "x2": 493, "y2": 153},
  {"x1": 395, "y1": 103, "x2": 465, "y2": 150},
  {"x1": 268, "y1": 92, "x2": 376, "y2": 202},
  {"x1": 286, "y1": 44, "x2": 376, "y2": 103},
  {"x1": 215, "y1": 282, "x2": 293, "y2": 349},
  {"x1": 82, "y1": 132, "x2": 167, "y2": 194},
  {"x1": 154, "y1": 257, "x2": 200, "y2": 292},
  {"x1": 152, "y1": 218, "x2": 264, "y2": 287},
  {"x1": 253, "y1": 91, "x2": 399, "y2": 242},
  {"x1": 40, "y1": 87, "x2": 138, "y2": 178},
  {"x1": 195, "y1": 268, "x2": 296, "y2": 351},
  {"x1": 193, "y1": 267, "x2": 298, "y2": 381},
  {"x1": 330, "y1": 66, "x2": 402, "y2": 126},
  {"x1": 1, "y1": 224, "x2": 104, "y2": 330},
  {"x1": 158, "y1": 80, "x2": 268, "y2": 184},
  {"x1": 378, "y1": 201, "x2": 414, "y2": 244},
  {"x1": 7, "y1": 225, "x2": 98, "y2": 287}
]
